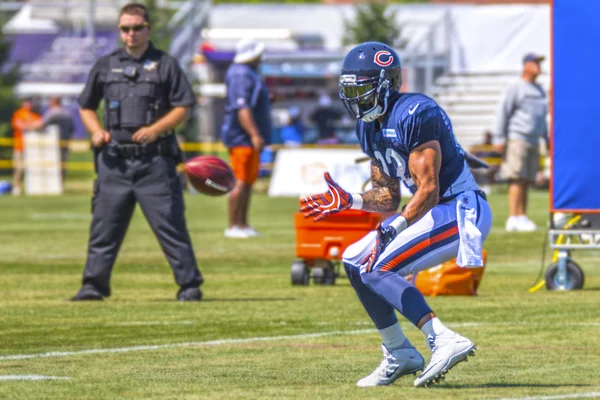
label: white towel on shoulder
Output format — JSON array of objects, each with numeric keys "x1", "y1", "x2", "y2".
[{"x1": 456, "y1": 191, "x2": 484, "y2": 267}]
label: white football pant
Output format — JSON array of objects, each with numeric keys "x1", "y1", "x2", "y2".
[{"x1": 343, "y1": 195, "x2": 492, "y2": 276}]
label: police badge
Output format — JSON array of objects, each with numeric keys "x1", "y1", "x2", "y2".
[{"x1": 143, "y1": 60, "x2": 158, "y2": 71}]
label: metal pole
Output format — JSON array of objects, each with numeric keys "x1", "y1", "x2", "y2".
[
  {"x1": 425, "y1": 30, "x2": 434, "y2": 96},
  {"x1": 187, "y1": 0, "x2": 199, "y2": 74},
  {"x1": 444, "y1": 10, "x2": 452, "y2": 74},
  {"x1": 87, "y1": 0, "x2": 96, "y2": 40}
]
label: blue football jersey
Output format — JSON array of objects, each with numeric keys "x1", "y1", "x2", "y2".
[{"x1": 357, "y1": 92, "x2": 473, "y2": 199}]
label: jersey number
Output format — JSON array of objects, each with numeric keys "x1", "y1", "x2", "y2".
[{"x1": 374, "y1": 149, "x2": 415, "y2": 186}]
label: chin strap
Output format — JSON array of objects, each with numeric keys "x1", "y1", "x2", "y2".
[
  {"x1": 376, "y1": 69, "x2": 390, "y2": 117},
  {"x1": 379, "y1": 86, "x2": 390, "y2": 117}
]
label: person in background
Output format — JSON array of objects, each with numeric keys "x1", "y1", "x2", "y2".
[
  {"x1": 310, "y1": 94, "x2": 342, "y2": 145},
  {"x1": 279, "y1": 106, "x2": 304, "y2": 147},
  {"x1": 221, "y1": 38, "x2": 272, "y2": 239},
  {"x1": 493, "y1": 53, "x2": 548, "y2": 232},
  {"x1": 31, "y1": 96, "x2": 75, "y2": 177},
  {"x1": 10, "y1": 98, "x2": 42, "y2": 195}
]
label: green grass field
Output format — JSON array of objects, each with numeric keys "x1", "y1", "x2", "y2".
[{"x1": 0, "y1": 188, "x2": 599, "y2": 399}]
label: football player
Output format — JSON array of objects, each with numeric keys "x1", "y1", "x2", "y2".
[{"x1": 300, "y1": 42, "x2": 492, "y2": 387}]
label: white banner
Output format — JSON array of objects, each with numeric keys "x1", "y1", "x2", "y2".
[
  {"x1": 269, "y1": 148, "x2": 371, "y2": 197},
  {"x1": 448, "y1": 5, "x2": 550, "y2": 73},
  {"x1": 24, "y1": 126, "x2": 62, "y2": 196}
]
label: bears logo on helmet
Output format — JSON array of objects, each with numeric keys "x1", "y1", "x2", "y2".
[{"x1": 374, "y1": 50, "x2": 394, "y2": 67}]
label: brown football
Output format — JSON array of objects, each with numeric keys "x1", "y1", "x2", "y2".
[{"x1": 184, "y1": 155, "x2": 235, "y2": 196}]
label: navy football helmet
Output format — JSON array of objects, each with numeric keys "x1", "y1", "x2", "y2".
[{"x1": 339, "y1": 42, "x2": 402, "y2": 122}]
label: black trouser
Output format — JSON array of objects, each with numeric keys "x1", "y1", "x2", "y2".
[{"x1": 81, "y1": 145, "x2": 202, "y2": 296}]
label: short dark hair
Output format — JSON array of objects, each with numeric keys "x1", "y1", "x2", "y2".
[{"x1": 119, "y1": 3, "x2": 150, "y2": 24}]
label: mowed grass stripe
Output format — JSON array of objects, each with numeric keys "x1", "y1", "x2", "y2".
[{"x1": 0, "y1": 329, "x2": 376, "y2": 361}]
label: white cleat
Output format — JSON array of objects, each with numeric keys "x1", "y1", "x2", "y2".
[
  {"x1": 414, "y1": 331, "x2": 476, "y2": 387},
  {"x1": 357, "y1": 344, "x2": 425, "y2": 387},
  {"x1": 506, "y1": 216, "x2": 538, "y2": 232},
  {"x1": 242, "y1": 226, "x2": 260, "y2": 237},
  {"x1": 224, "y1": 226, "x2": 249, "y2": 239},
  {"x1": 518, "y1": 218, "x2": 538, "y2": 232}
]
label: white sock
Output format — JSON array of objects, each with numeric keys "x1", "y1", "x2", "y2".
[
  {"x1": 420, "y1": 317, "x2": 448, "y2": 348},
  {"x1": 379, "y1": 324, "x2": 408, "y2": 350}
]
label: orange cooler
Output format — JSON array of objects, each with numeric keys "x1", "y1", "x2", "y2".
[
  {"x1": 292, "y1": 209, "x2": 390, "y2": 286},
  {"x1": 295, "y1": 209, "x2": 382, "y2": 261}
]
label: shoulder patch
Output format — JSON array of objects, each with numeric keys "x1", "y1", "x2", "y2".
[{"x1": 382, "y1": 129, "x2": 396, "y2": 138}]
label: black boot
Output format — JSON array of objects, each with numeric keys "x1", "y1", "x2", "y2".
[
  {"x1": 177, "y1": 286, "x2": 202, "y2": 301},
  {"x1": 71, "y1": 284, "x2": 105, "y2": 301}
]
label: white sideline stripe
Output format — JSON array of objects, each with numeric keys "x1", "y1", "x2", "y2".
[
  {"x1": 0, "y1": 329, "x2": 377, "y2": 361},
  {"x1": 115, "y1": 321, "x2": 195, "y2": 326},
  {"x1": 492, "y1": 392, "x2": 600, "y2": 400},
  {"x1": 0, "y1": 375, "x2": 70, "y2": 381}
]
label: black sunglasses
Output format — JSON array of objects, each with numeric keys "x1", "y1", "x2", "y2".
[{"x1": 119, "y1": 23, "x2": 148, "y2": 33}]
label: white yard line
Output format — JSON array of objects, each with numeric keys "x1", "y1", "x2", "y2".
[
  {"x1": 491, "y1": 392, "x2": 600, "y2": 400},
  {"x1": 4, "y1": 320, "x2": 580, "y2": 361},
  {"x1": 0, "y1": 375, "x2": 70, "y2": 381},
  {"x1": 114, "y1": 321, "x2": 195, "y2": 326},
  {"x1": 1, "y1": 320, "x2": 594, "y2": 363},
  {"x1": 0, "y1": 329, "x2": 376, "y2": 361}
]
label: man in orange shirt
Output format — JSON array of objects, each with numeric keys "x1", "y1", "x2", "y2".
[{"x1": 10, "y1": 98, "x2": 42, "y2": 195}]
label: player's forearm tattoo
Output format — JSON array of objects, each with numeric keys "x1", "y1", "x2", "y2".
[{"x1": 360, "y1": 161, "x2": 401, "y2": 212}]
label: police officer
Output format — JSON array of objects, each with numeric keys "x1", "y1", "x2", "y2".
[{"x1": 71, "y1": 3, "x2": 203, "y2": 301}]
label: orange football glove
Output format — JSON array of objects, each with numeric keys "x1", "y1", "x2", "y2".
[{"x1": 300, "y1": 172, "x2": 354, "y2": 222}]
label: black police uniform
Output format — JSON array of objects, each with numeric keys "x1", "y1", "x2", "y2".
[{"x1": 75, "y1": 43, "x2": 203, "y2": 300}]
